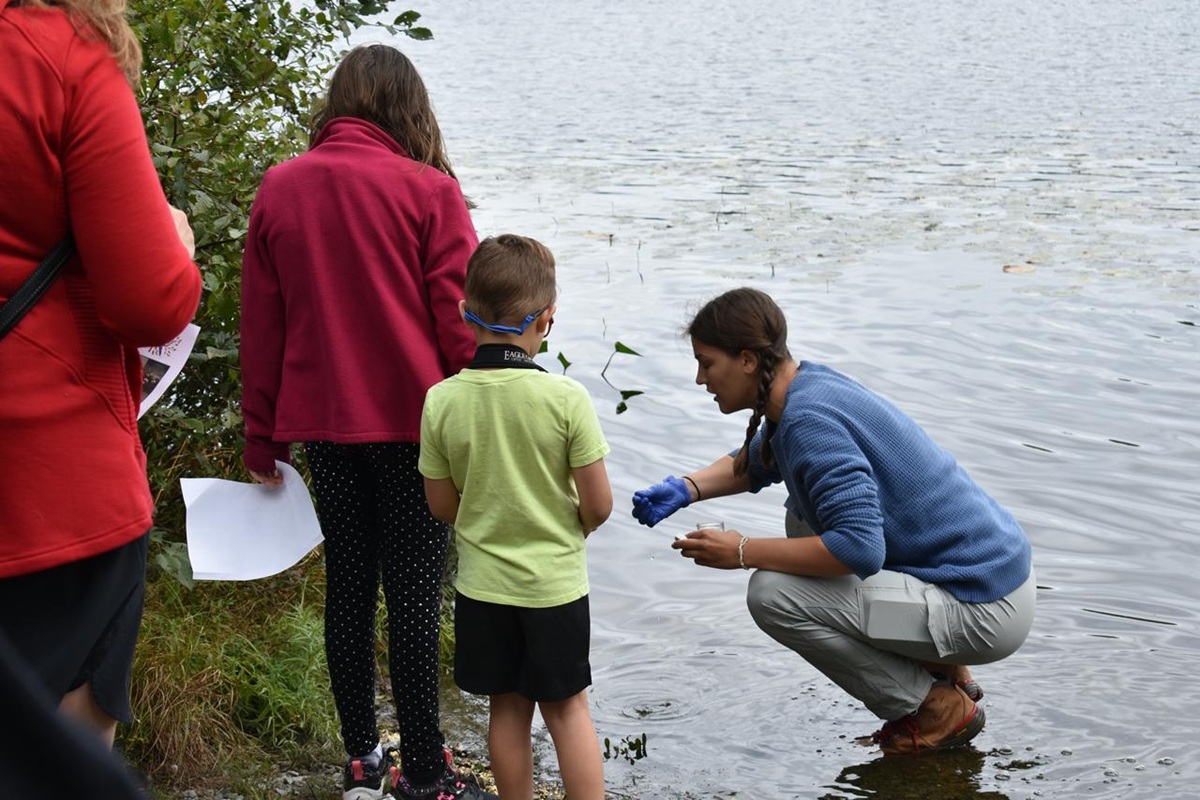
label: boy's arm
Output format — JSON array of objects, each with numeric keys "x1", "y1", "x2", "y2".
[
  {"x1": 423, "y1": 477, "x2": 461, "y2": 525},
  {"x1": 572, "y1": 458, "x2": 613, "y2": 536}
]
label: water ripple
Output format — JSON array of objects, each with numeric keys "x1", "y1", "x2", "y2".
[{"x1": 385, "y1": 2, "x2": 1200, "y2": 796}]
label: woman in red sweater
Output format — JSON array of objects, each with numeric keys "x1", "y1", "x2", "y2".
[
  {"x1": 240, "y1": 45, "x2": 493, "y2": 800},
  {"x1": 0, "y1": 0, "x2": 201, "y2": 752}
]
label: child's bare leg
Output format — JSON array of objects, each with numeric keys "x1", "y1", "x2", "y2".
[
  {"x1": 538, "y1": 690, "x2": 604, "y2": 800},
  {"x1": 489, "y1": 693, "x2": 536, "y2": 800}
]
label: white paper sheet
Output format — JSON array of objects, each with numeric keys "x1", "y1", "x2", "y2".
[
  {"x1": 139, "y1": 323, "x2": 200, "y2": 419},
  {"x1": 181, "y1": 461, "x2": 323, "y2": 581}
]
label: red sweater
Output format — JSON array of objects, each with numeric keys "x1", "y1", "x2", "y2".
[
  {"x1": 240, "y1": 118, "x2": 477, "y2": 472},
  {"x1": 0, "y1": 1, "x2": 202, "y2": 577}
]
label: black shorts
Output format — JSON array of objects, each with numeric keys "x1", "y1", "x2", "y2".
[
  {"x1": 0, "y1": 533, "x2": 148, "y2": 723},
  {"x1": 454, "y1": 592, "x2": 591, "y2": 702}
]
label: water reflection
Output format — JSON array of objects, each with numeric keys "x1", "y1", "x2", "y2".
[{"x1": 820, "y1": 748, "x2": 1016, "y2": 800}]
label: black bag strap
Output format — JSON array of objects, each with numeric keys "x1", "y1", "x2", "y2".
[{"x1": 0, "y1": 234, "x2": 74, "y2": 340}]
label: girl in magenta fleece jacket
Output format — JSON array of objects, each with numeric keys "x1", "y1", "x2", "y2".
[{"x1": 240, "y1": 44, "x2": 493, "y2": 800}]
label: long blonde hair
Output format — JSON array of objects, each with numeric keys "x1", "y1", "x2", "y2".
[{"x1": 14, "y1": 0, "x2": 141, "y2": 85}]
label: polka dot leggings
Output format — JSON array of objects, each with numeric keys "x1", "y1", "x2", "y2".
[{"x1": 306, "y1": 441, "x2": 448, "y2": 785}]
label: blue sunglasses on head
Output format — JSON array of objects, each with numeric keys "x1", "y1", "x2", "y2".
[{"x1": 464, "y1": 306, "x2": 547, "y2": 335}]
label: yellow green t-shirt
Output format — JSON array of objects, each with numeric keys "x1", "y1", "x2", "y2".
[{"x1": 418, "y1": 368, "x2": 610, "y2": 608}]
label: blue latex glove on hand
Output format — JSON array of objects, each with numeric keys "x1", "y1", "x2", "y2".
[{"x1": 631, "y1": 475, "x2": 691, "y2": 527}]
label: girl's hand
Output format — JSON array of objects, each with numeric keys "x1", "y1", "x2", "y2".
[
  {"x1": 250, "y1": 468, "x2": 283, "y2": 488},
  {"x1": 673, "y1": 528, "x2": 743, "y2": 570}
]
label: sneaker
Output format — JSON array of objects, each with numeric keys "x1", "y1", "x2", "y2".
[
  {"x1": 869, "y1": 682, "x2": 986, "y2": 756},
  {"x1": 391, "y1": 754, "x2": 498, "y2": 800},
  {"x1": 343, "y1": 748, "x2": 394, "y2": 800}
]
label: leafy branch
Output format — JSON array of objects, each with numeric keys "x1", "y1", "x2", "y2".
[{"x1": 540, "y1": 340, "x2": 644, "y2": 414}]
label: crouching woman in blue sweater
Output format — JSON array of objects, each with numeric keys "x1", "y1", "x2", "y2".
[{"x1": 632, "y1": 287, "x2": 1034, "y2": 756}]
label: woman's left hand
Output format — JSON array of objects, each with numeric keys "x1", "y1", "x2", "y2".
[
  {"x1": 169, "y1": 205, "x2": 196, "y2": 258},
  {"x1": 673, "y1": 528, "x2": 743, "y2": 570}
]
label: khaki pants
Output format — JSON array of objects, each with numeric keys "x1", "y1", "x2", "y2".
[{"x1": 746, "y1": 514, "x2": 1036, "y2": 721}]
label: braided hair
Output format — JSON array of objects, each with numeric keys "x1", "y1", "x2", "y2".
[{"x1": 686, "y1": 288, "x2": 791, "y2": 476}]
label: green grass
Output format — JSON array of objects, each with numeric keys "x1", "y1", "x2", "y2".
[
  {"x1": 122, "y1": 540, "x2": 465, "y2": 796},
  {"x1": 122, "y1": 554, "x2": 340, "y2": 792}
]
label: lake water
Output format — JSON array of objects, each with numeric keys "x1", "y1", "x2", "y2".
[{"x1": 364, "y1": 1, "x2": 1199, "y2": 797}]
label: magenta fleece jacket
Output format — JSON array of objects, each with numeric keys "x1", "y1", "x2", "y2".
[{"x1": 240, "y1": 117, "x2": 477, "y2": 472}]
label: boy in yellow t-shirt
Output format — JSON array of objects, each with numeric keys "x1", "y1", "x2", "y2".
[{"x1": 418, "y1": 234, "x2": 612, "y2": 800}]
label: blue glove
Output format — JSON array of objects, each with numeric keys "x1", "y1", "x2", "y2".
[{"x1": 631, "y1": 475, "x2": 691, "y2": 527}]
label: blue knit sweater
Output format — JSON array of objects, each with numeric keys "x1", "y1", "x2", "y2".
[{"x1": 745, "y1": 362, "x2": 1031, "y2": 603}]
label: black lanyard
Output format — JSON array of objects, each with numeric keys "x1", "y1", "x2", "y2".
[{"x1": 467, "y1": 343, "x2": 546, "y2": 372}]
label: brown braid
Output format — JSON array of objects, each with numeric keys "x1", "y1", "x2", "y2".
[
  {"x1": 732, "y1": 349, "x2": 777, "y2": 476},
  {"x1": 733, "y1": 409, "x2": 761, "y2": 476},
  {"x1": 758, "y1": 352, "x2": 778, "y2": 471}
]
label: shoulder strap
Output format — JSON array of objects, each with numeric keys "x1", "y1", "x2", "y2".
[{"x1": 0, "y1": 234, "x2": 74, "y2": 340}]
